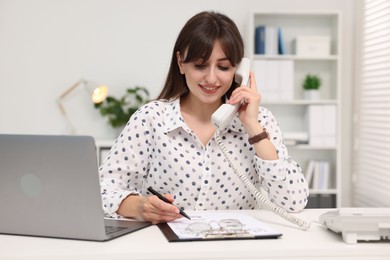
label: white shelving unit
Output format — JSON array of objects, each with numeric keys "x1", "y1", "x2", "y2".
[{"x1": 248, "y1": 11, "x2": 342, "y2": 208}]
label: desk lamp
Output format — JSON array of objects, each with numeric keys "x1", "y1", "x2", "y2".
[{"x1": 58, "y1": 79, "x2": 108, "y2": 134}]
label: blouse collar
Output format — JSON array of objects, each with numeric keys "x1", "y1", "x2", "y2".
[{"x1": 162, "y1": 98, "x2": 245, "y2": 134}]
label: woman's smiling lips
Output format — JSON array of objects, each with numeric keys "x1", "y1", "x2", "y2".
[{"x1": 199, "y1": 84, "x2": 220, "y2": 94}]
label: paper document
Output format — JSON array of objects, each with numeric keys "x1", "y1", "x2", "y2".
[{"x1": 166, "y1": 211, "x2": 282, "y2": 240}]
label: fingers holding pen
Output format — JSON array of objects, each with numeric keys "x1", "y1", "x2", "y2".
[
  {"x1": 149, "y1": 193, "x2": 179, "y2": 214},
  {"x1": 139, "y1": 194, "x2": 182, "y2": 224}
]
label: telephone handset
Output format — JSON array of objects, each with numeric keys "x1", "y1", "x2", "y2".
[
  {"x1": 212, "y1": 58, "x2": 310, "y2": 230},
  {"x1": 211, "y1": 57, "x2": 251, "y2": 130}
]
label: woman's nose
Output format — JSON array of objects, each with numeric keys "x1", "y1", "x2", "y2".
[{"x1": 205, "y1": 67, "x2": 218, "y2": 84}]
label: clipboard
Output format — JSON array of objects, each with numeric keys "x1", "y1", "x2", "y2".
[{"x1": 157, "y1": 211, "x2": 282, "y2": 242}]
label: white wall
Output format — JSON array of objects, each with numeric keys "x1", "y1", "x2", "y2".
[{"x1": 0, "y1": 0, "x2": 356, "y2": 205}]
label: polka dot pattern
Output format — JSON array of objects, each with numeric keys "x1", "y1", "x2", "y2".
[{"x1": 99, "y1": 99, "x2": 309, "y2": 217}]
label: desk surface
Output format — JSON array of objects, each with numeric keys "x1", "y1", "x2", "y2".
[{"x1": 1, "y1": 209, "x2": 389, "y2": 260}]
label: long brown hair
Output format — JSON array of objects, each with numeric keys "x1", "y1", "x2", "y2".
[{"x1": 157, "y1": 11, "x2": 244, "y2": 100}]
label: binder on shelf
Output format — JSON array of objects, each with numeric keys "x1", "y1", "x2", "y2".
[
  {"x1": 318, "y1": 161, "x2": 330, "y2": 190},
  {"x1": 305, "y1": 160, "x2": 316, "y2": 187},
  {"x1": 305, "y1": 105, "x2": 323, "y2": 146},
  {"x1": 253, "y1": 60, "x2": 294, "y2": 102},
  {"x1": 279, "y1": 60, "x2": 294, "y2": 100},
  {"x1": 305, "y1": 160, "x2": 331, "y2": 190},
  {"x1": 266, "y1": 60, "x2": 280, "y2": 99},
  {"x1": 305, "y1": 105, "x2": 336, "y2": 146},
  {"x1": 265, "y1": 26, "x2": 278, "y2": 55},
  {"x1": 278, "y1": 27, "x2": 286, "y2": 55},
  {"x1": 312, "y1": 161, "x2": 322, "y2": 189},
  {"x1": 255, "y1": 26, "x2": 265, "y2": 54},
  {"x1": 253, "y1": 60, "x2": 279, "y2": 101},
  {"x1": 322, "y1": 105, "x2": 336, "y2": 146}
]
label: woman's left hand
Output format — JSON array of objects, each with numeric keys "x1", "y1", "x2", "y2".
[{"x1": 227, "y1": 71, "x2": 261, "y2": 130}]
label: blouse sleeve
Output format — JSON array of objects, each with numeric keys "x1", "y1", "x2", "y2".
[
  {"x1": 99, "y1": 106, "x2": 151, "y2": 217},
  {"x1": 254, "y1": 107, "x2": 309, "y2": 212}
]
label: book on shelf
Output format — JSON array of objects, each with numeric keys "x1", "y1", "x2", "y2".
[
  {"x1": 254, "y1": 25, "x2": 285, "y2": 55},
  {"x1": 305, "y1": 160, "x2": 331, "y2": 190}
]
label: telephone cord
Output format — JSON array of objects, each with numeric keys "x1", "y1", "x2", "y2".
[{"x1": 215, "y1": 132, "x2": 311, "y2": 230}]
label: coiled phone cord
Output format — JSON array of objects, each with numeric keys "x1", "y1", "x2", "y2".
[{"x1": 215, "y1": 132, "x2": 311, "y2": 230}]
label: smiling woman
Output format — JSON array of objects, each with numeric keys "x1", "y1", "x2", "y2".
[{"x1": 99, "y1": 11, "x2": 309, "y2": 224}]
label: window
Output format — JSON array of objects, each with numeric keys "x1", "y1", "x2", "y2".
[{"x1": 353, "y1": 0, "x2": 390, "y2": 206}]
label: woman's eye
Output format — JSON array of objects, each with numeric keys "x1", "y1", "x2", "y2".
[
  {"x1": 194, "y1": 64, "x2": 207, "y2": 69},
  {"x1": 218, "y1": 66, "x2": 229, "y2": 71}
]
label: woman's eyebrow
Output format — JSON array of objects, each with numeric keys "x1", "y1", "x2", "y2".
[
  {"x1": 217, "y1": 57, "x2": 229, "y2": 62},
  {"x1": 194, "y1": 57, "x2": 230, "y2": 64}
]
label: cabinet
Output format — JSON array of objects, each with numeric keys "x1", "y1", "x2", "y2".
[{"x1": 248, "y1": 11, "x2": 341, "y2": 208}]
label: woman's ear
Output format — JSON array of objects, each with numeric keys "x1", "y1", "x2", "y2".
[{"x1": 176, "y1": 51, "x2": 185, "y2": 75}]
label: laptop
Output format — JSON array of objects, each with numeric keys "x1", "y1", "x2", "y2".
[{"x1": 0, "y1": 134, "x2": 151, "y2": 241}]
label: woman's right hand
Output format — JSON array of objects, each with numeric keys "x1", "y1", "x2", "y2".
[{"x1": 117, "y1": 194, "x2": 183, "y2": 224}]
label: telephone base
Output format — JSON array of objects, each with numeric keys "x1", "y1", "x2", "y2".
[
  {"x1": 341, "y1": 231, "x2": 389, "y2": 244},
  {"x1": 319, "y1": 207, "x2": 390, "y2": 244}
]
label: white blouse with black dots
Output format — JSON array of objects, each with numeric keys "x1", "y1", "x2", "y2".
[{"x1": 99, "y1": 98, "x2": 309, "y2": 218}]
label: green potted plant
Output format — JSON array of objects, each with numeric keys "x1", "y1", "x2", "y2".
[
  {"x1": 94, "y1": 86, "x2": 150, "y2": 128},
  {"x1": 303, "y1": 74, "x2": 321, "y2": 100}
]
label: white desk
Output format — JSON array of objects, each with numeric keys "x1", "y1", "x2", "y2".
[{"x1": 1, "y1": 209, "x2": 389, "y2": 260}]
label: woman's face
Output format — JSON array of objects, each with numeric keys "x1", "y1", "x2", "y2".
[{"x1": 177, "y1": 41, "x2": 236, "y2": 106}]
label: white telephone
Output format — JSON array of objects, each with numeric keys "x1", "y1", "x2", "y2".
[
  {"x1": 319, "y1": 207, "x2": 390, "y2": 244},
  {"x1": 211, "y1": 57, "x2": 251, "y2": 130},
  {"x1": 211, "y1": 58, "x2": 311, "y2": 230}
]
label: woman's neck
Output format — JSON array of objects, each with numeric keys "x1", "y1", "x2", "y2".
[
  {"x1": 180, "y1": 95, "x2": 220, "y2": 146},
  {"x1": 180, "y1": 95, "x2": 222, "y2": 122}
]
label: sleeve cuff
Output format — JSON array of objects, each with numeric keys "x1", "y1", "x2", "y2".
[
  {"x1": 102, "y1": 190, "x2": 140, "y2": 217},
  {"x1": 254, "y1": 155, "x2": 288, "y2": 181}
]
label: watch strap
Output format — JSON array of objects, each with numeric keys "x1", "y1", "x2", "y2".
[{"x1": 248, "y1": 129, "x2": 269, "y2": 144}]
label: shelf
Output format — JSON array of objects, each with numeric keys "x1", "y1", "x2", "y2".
[
  {"x1": 250, "y1": 10, "x2": 341, "y2": 208},
  {"x1": 262, "y1": 99, "x2": 338, "y2": 105},
  {"x1": 253, "y1": 54, "x2": 338, "y2": 61},
  {"x1": 309, "y1": 189, "x2": 338, "y2": 195},
  {"x1": 286, "y1": 145, "x2": 337, "y2": 150}
]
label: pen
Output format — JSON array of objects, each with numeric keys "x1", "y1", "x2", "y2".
[{"x1": 147, "y1": 186, "x2": 191, "y2": 220}]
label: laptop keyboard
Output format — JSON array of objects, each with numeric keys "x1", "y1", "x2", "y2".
[{"x1": 105, "y1": 225, "x2": 127, "y2": 235}]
